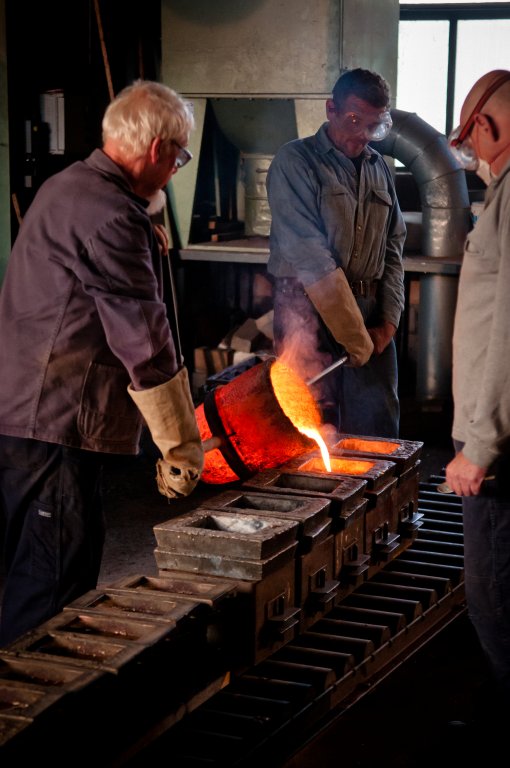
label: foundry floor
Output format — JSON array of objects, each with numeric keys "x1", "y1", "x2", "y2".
[{"x1": 0, "y1": 399, "x2": 503, "y2": 766}]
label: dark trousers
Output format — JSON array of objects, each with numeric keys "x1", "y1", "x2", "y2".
[
  {"x1": 0, "y1": 435, "x2": 105, "y2": 646},
  {"x1": 454, "y1": 440, "x2": 510, "y2": 704}
]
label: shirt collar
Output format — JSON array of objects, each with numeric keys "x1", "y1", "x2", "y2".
[
  {"x1": 315, "y1": 122, "x2": 379, "y2": 162},
  {"x1": 85, "y1": 148, "x2": 149, "y2": 208}
]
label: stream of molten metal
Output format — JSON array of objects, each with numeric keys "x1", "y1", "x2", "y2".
[
  {"x1": 298, "y1": 427, "x2": 332, "y2": 472},
  {"x1": 270, "y1": 359, "x2": 332, "y2": 472}
]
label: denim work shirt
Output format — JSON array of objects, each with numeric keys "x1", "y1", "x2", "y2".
[
  {"x1": 266, "y1": 122, "x2": 406, "y2": 328},
  {"x1": 0, "y1": 149, "x2": 178, "y2": 454}
]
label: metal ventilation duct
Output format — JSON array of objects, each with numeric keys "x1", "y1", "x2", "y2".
[
  {"x1": 378, "y1": 109, "x2": 471, "y2": 403},
  {"x1": 377, "y1": 109, "x2": 471, "y2": 258}
]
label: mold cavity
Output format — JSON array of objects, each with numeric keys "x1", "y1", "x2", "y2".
[
  {"x1": 226, "y1": 495, "x2": 302, "y2": 513},
  {"x1": 204, "y1": 514, "x2": 272, "y2": 534}
]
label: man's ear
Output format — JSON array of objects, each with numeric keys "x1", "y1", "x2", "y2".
[
  {"x1": 326, "y1": 98, "x2": 337, "y2": 116},
  {"x1": 474, "y1": 113, "x2": 499, "y2": 141},
  {"x1": 149, "y1": 137, "x2": 162, "y2": 164}
]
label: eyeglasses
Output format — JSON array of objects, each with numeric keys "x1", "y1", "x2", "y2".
[
  {"x1": 335, "y1": 110, "x2": 393, "y2": 141},
  {"x1": 172, "y1": 140, "x2": 193, "y2": 169},
  {"x1": 448, "y1": 72, "x2": 510, "y2": 169}
]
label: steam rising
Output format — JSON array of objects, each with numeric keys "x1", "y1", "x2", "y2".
[{"x1": 276, "y1": 296, "x2": 331, "y2": 386}]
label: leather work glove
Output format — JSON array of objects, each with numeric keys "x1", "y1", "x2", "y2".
[
  {"x1": 305, "y1": 268, "x2": 374, "y2": 366},
  {"x1": 128, "y1": 367, "x2": 204, "y2": 499},
  {"x1": 368, "y1": 321, "x2": 397, "y2": 355}
]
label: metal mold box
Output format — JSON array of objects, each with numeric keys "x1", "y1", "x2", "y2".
[
  {"x1": 199, "y1": 489, "x2": 331, "y2": 539},
  {"x1": 155, "y1": 541, "x2": 298, "y2": 582},
  {"x1": 242, "y1": 469, "x2": 367, "y2": 516},
  {"x1": 288, "y1": 454, "x2": 397, "y2": 492},
  {"x1": 0, "y1": 650, "x2": 106, "y2": 692},
  {"x1": 65, "y1": 588, "x2": 204, "y2": 625},
  {"x1": 0, "y1": 678, "x2": 63, "y2": 721},
  {"x1": 30, "y1": 609, "x2": 179, "y2": 646},
  {"x1": 331, "y1": 435, "x2": 423, "y2": 475},
  {"x1": 5, "y1": 627, "x2": 147, "y2": 674},
  {"x1": 108, "y1": 574, "x2": 238, "y2": 609},
  {"x1": 154, "y1": 510, "x2": 299, "y2": 561}
]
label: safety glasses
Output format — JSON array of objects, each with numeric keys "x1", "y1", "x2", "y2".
[
  {"x1": 448, "y1": 72, "x2": 510, "y2": 169},
  {"x1": 335, "y1": 110, "x2": 393, "y2": 141}
]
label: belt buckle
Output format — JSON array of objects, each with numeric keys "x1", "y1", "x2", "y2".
[{"x1": 351, "y1": 280, "x2": 367, "y2": 297}]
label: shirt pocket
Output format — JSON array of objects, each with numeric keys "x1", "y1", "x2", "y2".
[
  {"x1": 78, "y1": 362, "x2": 141, "y2": 444},
  {"x1": 29, "y1": 499, "x2": 57, "y2": 580},
  {"x1": 366, "y1": 188, "x2": 392, "y2": 230},
  {"x1": 463, "y1": 236, "x2": 494, "y2": 275},
  {"x1": 320, "y1": 183, "x2": 355, "y2": 251}
]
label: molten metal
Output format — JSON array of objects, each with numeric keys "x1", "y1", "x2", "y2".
[
  {"x1": 338, "y1": 438, "x2": 399, "y2": 455},
  {"x1": 299, "y1": 457, "x2": 375, "y2": 475},
  {"x1": 270, "y1": 361, "x2": 321, "y2": 432},
  {"x1": 196, "y1": 359, "x2": 327, "y2": 484}
]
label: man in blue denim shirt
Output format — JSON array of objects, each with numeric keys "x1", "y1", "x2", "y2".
[{"x1": 267, "y1": 68, "x2": 406, "y2": 437}]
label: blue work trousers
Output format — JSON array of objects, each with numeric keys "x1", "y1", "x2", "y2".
[{"x1": 0, "y1": 435, "x2": 105, "y2": 646}]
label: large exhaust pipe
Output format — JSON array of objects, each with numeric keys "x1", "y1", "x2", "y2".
[
  {"x1": 377, "y1": 109, "x2": 470, "y2": 258},
  {"x1": 377, "y1": 109, "x2": 471, "y2": 403}
]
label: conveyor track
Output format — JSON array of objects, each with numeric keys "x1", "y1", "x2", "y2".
[{"x1": 122, "y1": 475, "x2": 466, "y2": 767}]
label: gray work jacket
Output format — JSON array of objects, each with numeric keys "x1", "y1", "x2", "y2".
[
  {"x1": 452, "y1": 159, "x2": 510, "y2": 468},
  {"x1": 266, "y1": 122, "x2": 406, "y2": 328},
  {"x1": 0, "y1": 149, "x2": 178, "y2": 454}
]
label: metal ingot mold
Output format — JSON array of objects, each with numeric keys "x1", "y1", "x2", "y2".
[
  {"x1": 197, "y1": 490, "x2": 332, "y2": 551},
  {"x1": 331, "y1": 434, "x2": 424, "y2": 475},
  {"x1": 65, "y1": 587, "x2": 205, "y2": 625},
  {"x1": 4, "y1": 626, "x2": 148, "y2": 675},
  {"x1": 242, "y1": 469, "x2": 367, "y2": 526},
  {"x1": 288, "y1": 454, "x2": 397, "y2": 492},
  {"x1": 154, "y1": 509, "x2": 299, "y2": 561},
  {"x1": 108, "y1": 573, "x2": 238, "y2": 609},
  {"x1": 154, "y1": 541, "x2": 299, "y2": 582}
]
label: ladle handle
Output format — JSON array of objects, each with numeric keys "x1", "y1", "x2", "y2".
[
  {"x1": 306, "y1": 355, "x2": 349, "y2": 386},
  {"x1": 202, "y1": 436, "x2": 223, "y2": 453}
]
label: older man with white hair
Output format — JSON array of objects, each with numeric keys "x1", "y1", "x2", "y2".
[{"x1": 0, "y1": 80, "x2": 203, "y2": 646}]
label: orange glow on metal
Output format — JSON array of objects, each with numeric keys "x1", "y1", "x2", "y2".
[
  {"x1": 339, "y1": 438, "x2": 399, "y2": 454},
  {"x1": 299, "y1": 457, "x2": 375, "y2": 475},
  {"x1": 195, "y1": 403, "x2": 238, "y2": 484},
  {"x1": 196, "y1": 359, "x2": 333, "y2": 483},
  {"x1": 270, "y1": 361, "x2": 322, "y2": 430},
  {"x1": 270, "y1": 361, "x2": 331, "y2": 471},
  {"x1": 300, "y1": 428, "x2": 332, "y2": 472}
]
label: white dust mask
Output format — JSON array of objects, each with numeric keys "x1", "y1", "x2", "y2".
[{"x1": 476, "y1": 158, "x2": 493, "y2": 186}]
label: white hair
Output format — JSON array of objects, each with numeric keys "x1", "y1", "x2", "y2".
[{"x1": 102, "y1": 80, "x2": 194, "y2": 157}]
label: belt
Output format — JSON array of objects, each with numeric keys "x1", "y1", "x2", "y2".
[
  {"x1": 275, "y1": 276, "x2": 378, "y2": 299},
  {"x1": 274, "y1": 277, "x2": 306, "y2": 296},
  {"x1": 350, "y1": 279, "x2": 378, "y2": 298}
]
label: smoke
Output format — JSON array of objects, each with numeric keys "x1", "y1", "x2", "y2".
[{"x1": 277, "y1": 298, "x2": 331, "y2": 385}]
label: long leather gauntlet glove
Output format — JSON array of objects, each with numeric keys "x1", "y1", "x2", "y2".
[
  {"x1": 128, "y1": 367, "x2": 204, "y2": 499},
  {"x1": 305, "y1": 268, "x2": 374, "y2": 367}
]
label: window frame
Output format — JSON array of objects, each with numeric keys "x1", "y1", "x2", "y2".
[{"x1": 399, "y1": 3, "x2": 510, "y2": 135}]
